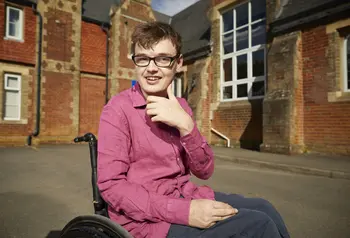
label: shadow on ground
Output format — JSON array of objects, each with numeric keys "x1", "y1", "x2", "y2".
[
  {"x1": 0, "y1": 192, "x2": 70, "y2": 238},
  {"x1": 46, "y1": 230, "x2": 61, "y2": 238}
]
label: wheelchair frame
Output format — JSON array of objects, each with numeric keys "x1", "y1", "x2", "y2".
[{"x1": 59, "y1": 133, "x2": 133, "y2": 238}]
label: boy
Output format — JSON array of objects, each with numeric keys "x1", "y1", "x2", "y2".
[{"x1": 97, "y1": 21, "x2": 290, "y2": 238}]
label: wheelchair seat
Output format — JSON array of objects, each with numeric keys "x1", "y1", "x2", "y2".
[{"x1": 59, "y1": 133, "x2": 133, "y2": 238}]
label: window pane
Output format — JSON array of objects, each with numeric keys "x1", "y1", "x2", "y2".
[
  {"x1": 252, "y1": 21, "x2": 266, "y2": 46},
  {"x1": 252, "y1": 50, "x2": 265, "y2": 77},
  {"x1": 252, "y1": 81, "x2": 265, "y2": 96},
  {"x1": 9, "y1": 8, "x2": 20, "y2": 23},
  {"x1": 223, "y1": 86, "x2": 233, "y2": 99},
  {"x1": 252, "y1": 0, "x2": 266, "y2": 22},
  {"x1": 9, "y1": 23, "x2": 17, "y2": 37},
  {"x1": 236, "y1": 3, "x2": 248, "y2": 28},
  {"x1": 236, "y1": 27, "x2": 248, "y2": 51},
  {"x1": 4, "y1": 105, "x2": 19, "y2": 119},
  {"x1": 222, "y1": 10, "x2": 233, "y2": 32},
  {"x1": 237, "y1": 54, "x2": 247, "y2": 80},
  {"x1": 223, "y1": 58, "x2": 232, "y2": 82},
  {"x1": 6, "y1": 76, "x2": 19, "y2": 88},
  {"x1": 237, "y1": 84, "x2": 248, "y2": 98},
  {"x1": 5, "y1": 91, "x2": 19, "y2": 105},
  {"x1": 223, "y1": 32, "x2": 233, "y2": 54}
]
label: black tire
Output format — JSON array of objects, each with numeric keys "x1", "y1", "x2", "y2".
[{"x1": 59, "y1": 215, "x2": 134, "y2": 238}]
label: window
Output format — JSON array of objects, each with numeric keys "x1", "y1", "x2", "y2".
[
  {"x1": 220, "y1": 0, "x2": 266, "y2": 101},
  {"x1": 344, "y1": 34, "x2": 350, "y2": 92},
  {"x1": 172, "y1": 77, "x2": 182, "y2": 97},
  {"x1": 3, "y1": 74, "x2": 21, "y2": 121},
  {"x1": 5, "y1": 6, "x2": 23, "y2": 40}
]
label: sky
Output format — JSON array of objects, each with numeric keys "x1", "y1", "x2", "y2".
[{"x1": 151, "y1": 0, "x2": 200, "y2": 16}]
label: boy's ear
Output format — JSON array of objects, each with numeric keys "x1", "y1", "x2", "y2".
[{"x1": 176, "y1": 54, "x2": 184, "y2": 73}]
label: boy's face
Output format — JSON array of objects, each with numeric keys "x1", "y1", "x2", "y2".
[{"x1": 133, "y1": 39, "x2": 183, "y2": 98}]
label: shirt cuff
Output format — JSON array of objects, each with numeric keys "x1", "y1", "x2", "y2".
[
  {"x1": 166, "y1": 198, "x2": 191, "y2": 225},
  {"x1": 180, "y1": 125, "x2": 203, "y2": 152}
]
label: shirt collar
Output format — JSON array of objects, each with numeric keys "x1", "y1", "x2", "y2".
[{"x1": 131, "y1": 82, "x2": 147, "y2": 108}]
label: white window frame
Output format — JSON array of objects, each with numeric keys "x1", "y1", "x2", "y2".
[
  {"x1": 5, "y1": 5, "x2": 24, "y2": 41},
  {"x1": 3, "y1": 73, "x2": 21, "y2": 121},
  {"x1": 172, "y1": 77, "x2": 182, "y2": 97},
  {"x1": 344, "y1": 35, "x2": 350, "y2": 92},
  {"x1": 220, "y1": 0, "x2": 266, "y2": 102}
]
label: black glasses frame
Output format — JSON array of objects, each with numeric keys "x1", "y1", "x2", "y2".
[{"x1": 131, "y1": 55, "x2": 180, "y2": 67}]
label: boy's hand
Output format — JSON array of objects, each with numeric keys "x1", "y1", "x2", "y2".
[
  {"x1": 189, "y1": 199, "x2": 238, "y2": 229},
  {"x1": 146, "y1": 84, "x2": 194, "y2": 136}
]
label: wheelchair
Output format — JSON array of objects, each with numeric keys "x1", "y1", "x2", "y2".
[{"x1": 59, "y1": 133, "x2": 134, "y2": 238}]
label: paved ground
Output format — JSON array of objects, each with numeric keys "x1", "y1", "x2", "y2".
[
  {"x1": 212, "y1": 147, "x2": 350, "y2": 180},
  {"x1": 0, "y1": 145, "x2": 350, "y2": 238}
]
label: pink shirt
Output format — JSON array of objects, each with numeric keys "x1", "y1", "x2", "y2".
[{"x1": 97, "y1": 82, "x2": 215, "y2": 238}]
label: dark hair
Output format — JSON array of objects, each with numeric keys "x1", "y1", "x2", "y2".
[{"x1": 131, "y1": 21, "x2": 182, "y2": 55}]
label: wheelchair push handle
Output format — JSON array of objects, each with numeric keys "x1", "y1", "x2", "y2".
[{"x1": 74, "y1": 133, "x2": 97, "y2": 143}]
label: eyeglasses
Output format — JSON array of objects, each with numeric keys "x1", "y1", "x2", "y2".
[{"x1": 131, "y1": 55, "x2": 179, "y2": 67}]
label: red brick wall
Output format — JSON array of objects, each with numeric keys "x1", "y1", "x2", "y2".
[
  {"x1": 212, "y1": 100, "x2": 263, "y2": 150},
  {"x1": 118, "y1": 78, "x2": 132, "y2": 93},
  {"x1": 0, "y1": 1, "x2": 36, "y2": 65},
  {"x1": 119, "y1": 16, "x2": 140, "y2": 69},
  {"x1": 80, "y1": 22, "x2": 107, "y2": 74},
  {"x1": 44, "y1": 8, "x2": 74, "y2": 62},
  {"x1": 121, "y1": 1, "x2": 152, "y2": 22},
  {"x1": 79, "y1": 77, "x2": 105, "y2": 135},
  {"x1": 302, "y1": 26, "x2": 350, "y2": 154},
  {"x1": 79, "y1": 77, "x2": 131, "y2": 136},
  {"x1": 42, "y1": 71, "x2": 73, "y2": 136},
  {"x1": 119, "y1": 1, "x2": 155, "y2": 69}
]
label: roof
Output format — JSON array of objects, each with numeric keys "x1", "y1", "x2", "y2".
[
  {"x1": 171, "y1": 0, "x2": 211, "y2": 57},
  {"x1": 272, "y1": 0, "x2": 350, "y2": 33},
  {"x1": 82, "y1": 0, "x2": 121, "y2": 24},
  {"x1": 152, "y1": 10, "x2": 171, "y2": 24},
  {"x1": 277, "y1": 0, "x2": 338, "y2": 20},
  {"x1": 153, "y1": 0, "x2": 212, "y2": 61}
]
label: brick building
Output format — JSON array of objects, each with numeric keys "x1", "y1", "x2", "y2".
[
  {"x1": 0, "y1": 0, "x2": 156, "y2": 146},
  {"x1": 167, "y1": 0, "x2": 350, "y2": 156},
  {"x1": 1, "y1": 0, "x2": 350, "y2": 156}
]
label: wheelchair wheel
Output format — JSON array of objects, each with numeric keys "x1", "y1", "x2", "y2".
[{"x1": 60, "y1": 214, "x2": 133, "y2": 238}]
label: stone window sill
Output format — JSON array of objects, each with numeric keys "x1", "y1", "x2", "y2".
[
  {"x1": 0, "y1": 119, "x2": 28, "y2": 125},
  {"x1": 328, "y1": 91, "x2": 350, "y2": 102},
  {"x1": 218, "y1": 98, "x2": 263, "y2": 109},
  {"x1": 3, "y1": 36, "x2": 24, "y2": 43}
]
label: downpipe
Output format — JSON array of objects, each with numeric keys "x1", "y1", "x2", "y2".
[
  {"x1": 27, "y1": 4, "x2": 43, "y2": 146},
  {"x1": 101, "y1": 23, "x2": 110, "y2": 104}
]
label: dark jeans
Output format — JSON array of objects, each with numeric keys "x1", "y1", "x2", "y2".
[{"x1": 166, "y1": 192, "x2": 290, "y2": 238}]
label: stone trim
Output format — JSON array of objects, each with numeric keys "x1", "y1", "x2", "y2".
[{"x1": 80, "y1": 73, "x2": 106, "y2": 80}]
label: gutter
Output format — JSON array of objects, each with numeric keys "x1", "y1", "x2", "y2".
[
  {"x1": 27, "y1": 4, "x2": 43, "y2": 146},
  {"x1": 270, "y1": 1, "x2": 350, "y2": 35},
  {"x1": 183, "y1": 43, "x2": 212, "y2": 63},
  {"x1": 101, "y1": 23, "x2": 110, "y2": 104}
]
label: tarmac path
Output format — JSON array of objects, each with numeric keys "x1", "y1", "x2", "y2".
[{"x1": 0, "y1": 145, "x2": 349, "y2": 238}]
